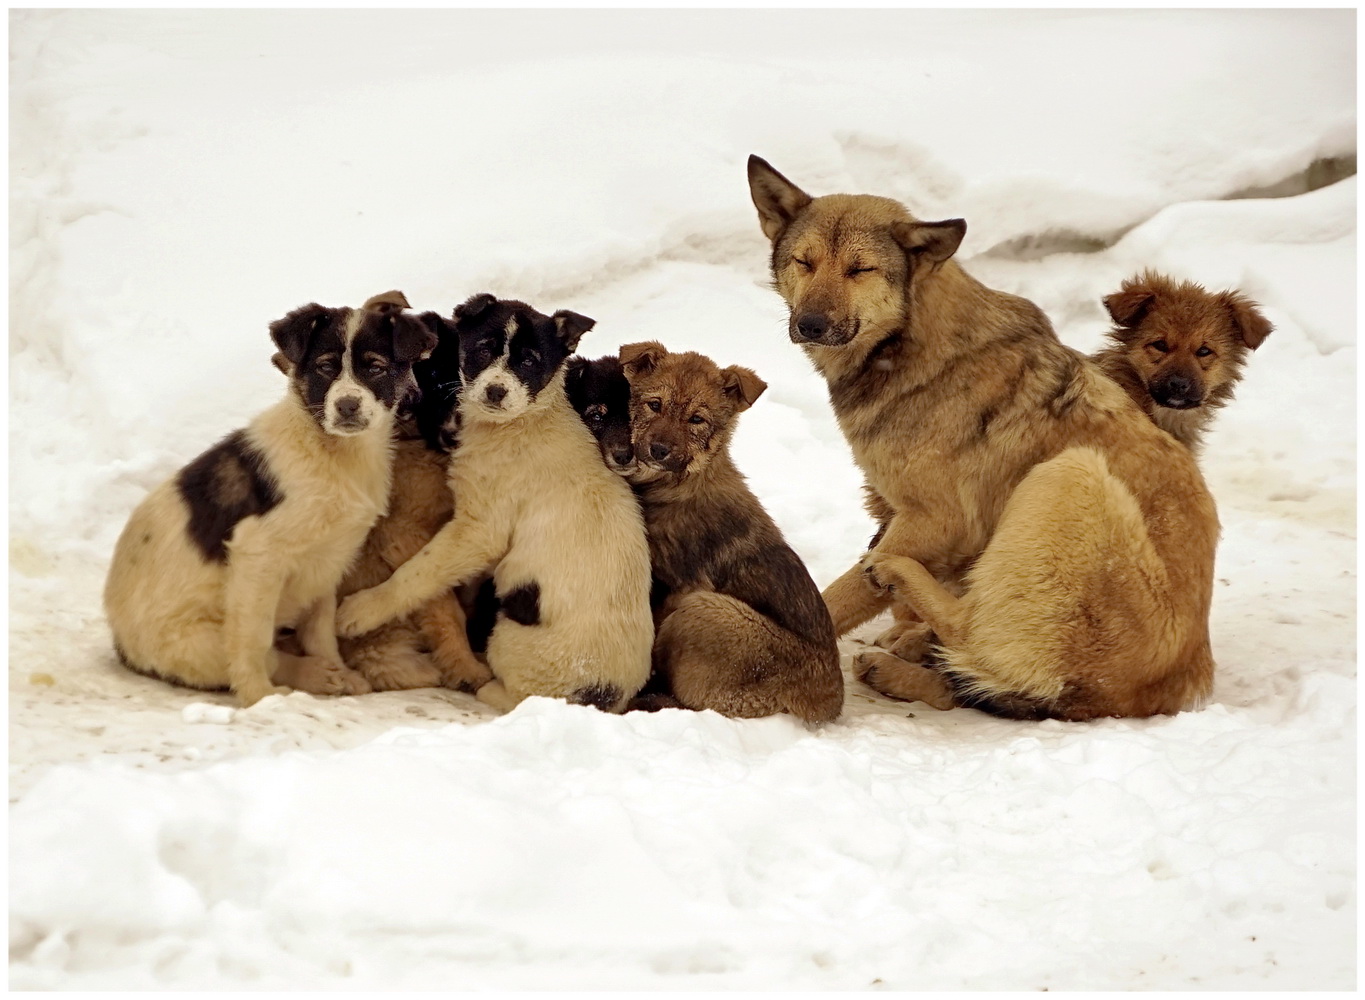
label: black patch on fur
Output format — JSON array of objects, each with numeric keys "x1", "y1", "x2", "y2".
[
  {"x1": 177, "y1": 430, "x2": 282, "y2": 563},
  {"x1": 499, "y1": 582, "x2": 541, "y2": 627},
  {"x1": 867, "y1": 521, "x2": 889, "y2": 551},
  {"x1": 114, "y1": 642, "x2": 229, "y2": 692},
  {"x1": 412, "y1": 311, "x2": 464, "y2": 451},
  {"x1": 466, "y1": 578, "x2": 499, "y2": 654},
  {"x1": 569, "y1": 683, "x2": 622, "y2": 712},
  {"x1": 626, "y1": 692, "x2": 682, "y2": 712},
  {"x1": 941, "y1": 669, "x2": 1055, "y2": 721}
]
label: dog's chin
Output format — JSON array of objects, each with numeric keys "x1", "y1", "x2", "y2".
[
  {"x1": 468, "y1": 402, "x2": 526, "y2": 423},
  {"x1": 325, "y1": 419, "x2": 372, "y2": 437},
  {"x1": 788, "y1": 323, "x2": 859, "y2": 348},
  {"x1": 641, "y1": 457, "x2": 691, "y2": 478},
  {"x1": 606, "y1": 460, "x2": 638, "y2": 479},
  {"x1": 1155, "y1": 398, "x2": 1203, "y2": 411}
]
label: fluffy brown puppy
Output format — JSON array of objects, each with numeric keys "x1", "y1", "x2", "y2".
[
  {"x1": 1092, "y1": 270, "x2": 1273, "y2": 454},
  {"x1": 747, "y1": 155, "x2": 1219, "y2": 721},
  {"x1": 617, "y1": 342, "x2": 844, "y2": 722}
]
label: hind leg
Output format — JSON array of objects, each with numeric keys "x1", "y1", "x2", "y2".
[
  {"x1": 852, "y1": 649, "x2": 956, "y2": 710},
  {"x1": 416, "y1": 592, "x2": 493, "y2": 692}
]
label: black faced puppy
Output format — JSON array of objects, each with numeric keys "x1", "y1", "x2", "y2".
[
  {"x1": 104, "y1": 295, "x2": 437, "y2": 706},
  {"x1": 336, "y1": 294, "x2": 654, "y2": 713},
  {"x1": 565, "y1": 355, "x2": 636, "y2": 475}
]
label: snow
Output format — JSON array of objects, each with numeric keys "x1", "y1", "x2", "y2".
[{"x1": 8, "y1": 8, "x2": 1356, "y2": 990}]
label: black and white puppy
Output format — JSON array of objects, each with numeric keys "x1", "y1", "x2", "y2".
[
  {"x1": 336, "y1": 293, "x2": 654, "y2": 713},
  {"x1": 104, "y1": 295, "x2": 436, "y2": 706}
]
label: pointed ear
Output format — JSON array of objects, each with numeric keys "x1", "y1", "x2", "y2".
[
  {"x1": 552, "y1": 309, "x2": 595, "y2": 353},
  {"x1": 748, "y1": 155, "x2": 813, "y2": 243},
  {"x1": 891, "y1": 219, "x2": 967, "y2": 263},
  {"x1": 1220, "y1": 290, "x2": 1273, "y2": 350},
  {"x1": 269, "y1": 303, "x2": 331, "y2": 365},
  {"x1": 1103, "y1": 277, "x2": 1158, "y2": 330},
  {"x1": 391, "y1": 312, "x2": 438, "y2": 363},
  {"x1": 619, "y1": 341, "x2": 667, "y2": 377},
  {"x1": 721, "y1": 365, "x2": 767, "y2": 412},
  {"x1": 453, "y1": 292, "x2": 498, "y2": 323},
  {"x1": 362, "y1": 289, "x2": 411, "y2": 313},
  {"x1": 270, "y1": 352, "x2": 294, "y2": 377}
]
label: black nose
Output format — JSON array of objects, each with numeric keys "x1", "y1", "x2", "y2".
[
  {"x1": 1154, "y1": 375, "x2": 1201, "y2": 407},
  {"x1": 611, "y1": 447, "x2": 633, "y2": 467},
  {"x1": 484, "y1": 385, "x2": 507, "y2": 405},
  {"x1": 335, "y1": 396, "x2": 361, "y2": 418},
  {"x1": 795, "y1": 313, "x2": 830, "y2": 342},
  {"x1": 649, "y1": 442, "x2": 672, "y2": 461}
]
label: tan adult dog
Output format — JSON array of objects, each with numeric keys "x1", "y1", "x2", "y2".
[
  {"x1": 1092, "y1": 270, "x2": 1273, "y2": 455},
  {"x1": 746, "y1": 155, "x2": 1220, "y2": 721}
]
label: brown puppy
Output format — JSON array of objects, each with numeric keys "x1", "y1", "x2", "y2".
[
  {"x1": 747, "y1": 155, "x2": 1219, "y2": 721},
  {"x1": 618, "y1": 342, "x2": 844, "y2": 722},
  {"x1": 1092, "y1": 270, "x2": 1273, "y2": 454}
]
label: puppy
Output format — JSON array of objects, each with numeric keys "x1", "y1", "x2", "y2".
[
  {"x1": 104, "y1": 295, "x2": 437, "y2": 706},
  {"x1": 1092, "y1": 270, "x2": 1273, "y2": 454},
  {"x1": 329, "y1": 293, "x2": 492, "y2": 693},
  {"x1": 565, "y1": 354, "x2": 637, "y2": 476},
  {"x1": 336, "y1": 294, "x2": 654, "y2": 713},
  {"x1": 616, "y1": 342, "x2": 844, "y2": 722}
]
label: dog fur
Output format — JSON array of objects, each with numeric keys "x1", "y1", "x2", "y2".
[
  {"x1": 335, "y1": 294, "x2": 654, "y2": 713},
  {"x1": 747, "y1": 155, "x2": 1220, "y2": 721},
  {"x1": 105, "y1": 295, "x2": 437, "y2": 706},
  {"x1": 565, "y1": 355, "x2": 638, "y2": 477},
  {"x1": 1092, "y1": 270, "x2": 1273, "y2": 454},
  {"x1": 616, "y1": 342, "x2": 844, "y2": 722}
]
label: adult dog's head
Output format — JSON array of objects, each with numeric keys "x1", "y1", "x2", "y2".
[
  {"x1": 1103, "y1": 271, "x2": 1272, "y2": 412},
  {"x1": 448, "y1": 293, "x2": 595, "y2": 427},
  {"x1": 269, "y1": 291, "x2": 437, "y2": 437},
  {"x1": 566, "y1": 355, "x2": 637, "y2": 476},
  {"x1": 618, "y1": 342, "x2": 766, "y2": 482},
  {"x1": 747, "y1": 155, "x2": 966, "y2": 350}
]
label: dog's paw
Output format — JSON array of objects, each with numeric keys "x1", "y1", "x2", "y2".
[
  {"x1": 336, "y1": 589, "x2": 390, "y2": 638},
  {"x1": 237, "y1": 682, "x2": 292, "y2": 707},
  {"x1": 851, "y1": 649, "x2": 882, "y2": 687},
  {"x1": 859, "y1": 551, "x2": 897, "y2": 595},
  {"x1": 438, "y1": 658, "x2": 494, "y2": 694},
  {"x1": 291, "y1": 657, "x2": 372, "y2": 697}
]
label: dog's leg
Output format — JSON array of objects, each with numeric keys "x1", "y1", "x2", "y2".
[
  {"x1": 336, "y1": 514, "x2": 506, "y2": 638},
  {"x1": 273, "y1": 652, "x2": 373, "y2": 696},
  {"x1": 416, "y1": 592, "x2": 493, "y2": 692},
  {"x1": 853, "y1": 648, "x2": 956, "y2": 710},
  {"x1": 476, "y1": 678, "x2": 522, "y2": 714},
  {"x1": 221, "y1": 547, "x2": 292, "y2": 707},
  {"x1": 823, "y1": 562, "x2": 895, "y2": 636},
  {"x1": 861, "y1": 551, "x2": 965, "y2": 647},
  {"x1": 293, "y1": 592, "x2": 373, "y2": 695}
]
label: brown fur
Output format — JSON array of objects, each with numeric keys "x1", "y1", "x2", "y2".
[
  {"x1": 334, "y1": 427, "x2": 492, "y2": 693},
  {"x1": 618, "y1": 342, "x2": 844, "y2": 722},
  {"x1": 1092, "y1": 270, "x2": 1273, "y2": 454},
  {"x1": 747, "y1": 155, "x2": 1220, "y2": 721}
]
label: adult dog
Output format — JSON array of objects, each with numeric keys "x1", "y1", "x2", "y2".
[
  {"x1": 746, "y1": 155, "x2": 1219, "y2": 721},
  {"x1": 1092, "y1": 270, "x2": 1273, "y2": 454},
  {"x1": 335, "y1": 294, "x2": 654, "y2": 713},
  {"x1": 105, "y1": 295, "x2": 437, "y2": 706}
]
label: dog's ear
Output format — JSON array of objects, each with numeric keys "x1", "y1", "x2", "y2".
[
  {"x1": 453, "y1": 292, "x2": 498, "y2": 324},
  {"x1": 1104, "y1": 275, "x2": 1159, "y2": 330},
  {"x1": 362, "y1": 289, "x2": 411, "y2": 313},
  {"x1": 721, "y1": 365, "x2": 767, "y2": 412},
  {"x1": 552, "y1": 310, "x2": 595, "y2": 353},
  {"x1": 270, "y1": 352, "x2": 294, "y2": 377},
  {"x1": 392, "y1": 312, "x2": 439, "y2": 363},
  {"x1": 1219, "y1": 290, "x2": 1273, "y2": 351},
  {"x1": 563, "y1": 356, "x2": 588, "y2": 406},
  {"x1": 891, "y1": 219, "x2": 967, "y2": 264},
  {"x1": 269, "y1": 303, "x2": 332, "y2": 365},
  {"x1": 748, "y1": 155, "x2": 813, "y2": 243},
  {"x1": 619, "y1": 341, "x2": 667, "y2": 377}
]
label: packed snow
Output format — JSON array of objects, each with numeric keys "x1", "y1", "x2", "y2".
[{"x1": 8, "y1": 9, "x2": 1356, "y2": 990}]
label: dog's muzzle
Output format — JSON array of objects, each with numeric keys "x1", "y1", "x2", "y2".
[{"x1": 789, "y1": 314, "x2": 857, "y2": 347}]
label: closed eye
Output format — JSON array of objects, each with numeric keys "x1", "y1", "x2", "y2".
[
  {"x1": 847, "y1": 266, "x2": 877, "y2": 276},
  {"x1": 793, "y1": 257, "x2": 813, "y2": 272}
]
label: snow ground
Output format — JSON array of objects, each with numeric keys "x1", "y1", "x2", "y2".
[{"x1": 8, "y1": 9, "x2": 1356, "y2": 990}]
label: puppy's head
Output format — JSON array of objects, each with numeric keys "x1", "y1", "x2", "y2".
[
  {"x1": 269, "y1": 295, "x2": 438, "y2": 436},
  {"x1": 1103, "y1": 271, "x2": 1272, "y2": 411},
  {"x1": 618, "y1": 341, "x2": 766, "y2": 482},
  {"x1": 565, "y1": 355, "x2": 636, "y2": 476},
  {"x1": 747, "y1": 154, "x2": 966, "y2": 350},
  {"x1": 450, "y1": 293, "x2": 595, "y2": 425},
  {"x1": 410, "y1": 311, "x2": 463, "y2": 451}
]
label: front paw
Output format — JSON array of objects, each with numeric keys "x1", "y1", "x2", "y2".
[
  {"x1": 859, "y1": 551, "x2": 897, "y2": 595},
  {"x1": 336, "y1": 588, "x2": 392, "y2": 638}
]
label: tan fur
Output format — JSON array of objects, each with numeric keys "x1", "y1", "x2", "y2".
[
  {"x1": 336, "y1": 369, "x2": 654, "y2": 711},
  {"x1": 105, "y1": 398, "x2": 386, "y2": 706},
  {"x1": 1091, "y1": 270, "x2": 1273, "y2": 454},
  {"x1": 334, "y1": 431, "x2": 491, "y2": 693},
  {"x1": 619, "y1": 344, "x2": 844, "y2": 722},
  {"x1": 748, "y1": 156, "x2": 1220, "y2": 721}
]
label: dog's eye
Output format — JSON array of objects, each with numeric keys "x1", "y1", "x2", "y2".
[
  {"x1": 646, "y1": 399, "x2": 662, "y2": 413},
  {"x1": 1149, "y1": 340, "x2": 1169, "y2": 353},
  {"x1": 1195, "y1": 346, "x2": 1214, "y2": 358},
  {"x1": 847, "y1": 266, "x2": 877, "y2": 277},
  {"x1": 316, "y1": 359, "x2": 338, "y2": 376},
  {"x1": 793, "y1": 257, "x2": 813, "y2": 272},
  {"x1": 476, "y1": 345, "x2": 494, "y2": 363},
  {"x1": 688, "y1": 414, "x2": 705, "y2": 425},
  {"x1": 519, "y1": 353, "x2": 539, "y2": 368},
  {"x1": 367, "y1": 361, "x2": 388, "y2": 376},
  {"x1": 585, "y1": 404, "x2": 606, "y2": 422}
]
